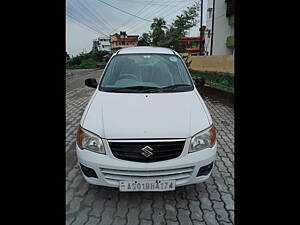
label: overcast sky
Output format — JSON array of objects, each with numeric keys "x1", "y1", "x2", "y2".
[{"x1": 66, "y1": 0, "x2": 207, "y2": 57}]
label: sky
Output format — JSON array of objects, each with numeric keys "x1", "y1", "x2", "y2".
[{"x1": 66, "y1": 0, "x2": 207, "y2": 57}]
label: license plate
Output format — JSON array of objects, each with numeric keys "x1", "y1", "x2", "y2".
[{"x1": 119, "y1": 180, "x2": 175, "y2": 192}]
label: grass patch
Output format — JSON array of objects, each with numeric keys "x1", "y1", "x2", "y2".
[
  {"x1": 66, "y1": 60, "x2": 106, "y2": 70},
  {"x1": 66, "y1": 50, "x2": 110, "y2": 70},
  {"x1": 190, "y1": 70, "x2": 234, "y2": 90}
]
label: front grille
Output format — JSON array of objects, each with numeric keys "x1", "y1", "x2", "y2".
[
  {"x1": 109, "y1": 140, "x2": 185, "y2": 162},
  {"x1": 100, "y1": 166, "x2": 194, "y2": 186}
]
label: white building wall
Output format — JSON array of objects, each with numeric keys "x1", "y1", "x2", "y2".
[
  {"x1": 98, "y1": 37, "x2": 111, "y2": 52},
  {"x1": 205, "y1": 0, "x2": 234, "y2": 56}
]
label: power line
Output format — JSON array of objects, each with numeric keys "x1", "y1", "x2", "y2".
[
  {"x1": 164, "y1": 1, "x2": 195, "y2": 19},
  {"x1": 110, "y1": 0, "x2": 155, "y2": 34},
  {"x1": 67, "y1": 10, "x2": 109, "y2": 37},
  {"x1": 72, "y1": 0, "x2": 113, "y2": 33},
  {"x1": 67, "y1": 13, "x2": 108, "y2": 37},
  {"x1": 84, "y1": 0, "x2": 116, "y2": 29},
  {"x1": 112, "y1": 1, "x2": 164, "y2": 33},
  {"x1": 126, "y1": 0, "x2": 190, "y2": 33},
  {"x1": 93, "y1": 0, "x2": 152, "y2": 22},
  {"x1": 123, "y1": 2, "x2": 166, "y2": 30},
  {"x1": 81, "y1": 0, "x2": 116, "y2": 32},
  {"x1": 67, "y1": 15, "x2": 98, "y2": 34},
  {"x1": 68, "y1": 0, "x2": 120, "y2": 36},
  {"x1": 111, "y1": 0, "x2": 188, "y2": 7},
  {"x1": 67, "y1": 11, "x2": 101, "y2": 35},
  {"x1": 67, "y1": 9, "x2": 100, "y2": 34},
  {"x1": 122, "y1": 0, "x2": 166, "y2": 32},
  {"x1": 126, "y1": 0, "x2": 194, "y2": 34},
  {"x1": 67, "y1": 2, "x2": 109, "y2": 35}
]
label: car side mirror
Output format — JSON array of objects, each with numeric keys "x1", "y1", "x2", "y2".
[
  {"x1": 85, "y1": 78, "x2": 98, "y2": 88},
  {"x1": 194, "y1": 78, "x2": 205, "y2": 88}
]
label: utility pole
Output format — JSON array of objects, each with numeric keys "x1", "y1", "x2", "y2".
[
  {"x1": 210, "y1": 0, "x2": 215, "y2": 55},
  {"x1": 199, "y1": 0, "x2": 203, "y2": 55},
  {"x1": 200, "y1": 0, "x2": 203, "y2": 29}
]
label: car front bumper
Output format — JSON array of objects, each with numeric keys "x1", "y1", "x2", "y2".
[{"x1": 75, "y1": 138, "x2": 217, "y2": 189}]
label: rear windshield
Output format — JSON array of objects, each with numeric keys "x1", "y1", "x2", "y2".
[{"x1": 99, "y1": 54, "x2": 193, "y2": 93}]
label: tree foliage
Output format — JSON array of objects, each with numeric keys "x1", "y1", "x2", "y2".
[
  {"x1": 66, "y1": 50, "x2": 110, "y2": 69},
  {"x1": 137, "y1": 33, "x2": 151, "y2": 46},
  {"x1": 181, "y1": 54, "x2": 192, "y2": 70},
  {"x1": 149, "y1": 4, "x2": 199, "y2": 51},
  {"x1": 150, "y1": 17, "x2": 167, "y2": 46},
  {"x1": 66, "y1": 52, "x2": 70, "y2": 62}
]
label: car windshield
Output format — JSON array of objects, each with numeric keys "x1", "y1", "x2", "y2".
[{"x1": 99, "y1": 54, "x2": 193, "y2": 93}]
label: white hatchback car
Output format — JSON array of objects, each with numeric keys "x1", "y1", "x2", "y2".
[{"x1": 76, "y1": 46, "x2": 217, "y2": 192}]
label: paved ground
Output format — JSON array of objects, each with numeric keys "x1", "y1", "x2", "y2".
[
  {"x1": 66, "y1": 69, "x2": 103, "y2": 91},
  {"x1": 66, "y1": 69, "x2": 234, "y2": 225}
]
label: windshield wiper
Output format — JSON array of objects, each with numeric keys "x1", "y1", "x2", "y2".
[
  {"x1": 104, "y1": 86, "x2": 160, "y2": 92},
  {"x1": 103, "y1": 84, "x2": 192, "y2": 93},
  {"x1": 159, "y1": 84, "x2": 192, "y2": 90}
]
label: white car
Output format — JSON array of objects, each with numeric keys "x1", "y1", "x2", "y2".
[{"x1": 76, "y1": 46, "x2": 217, "y2": 192}]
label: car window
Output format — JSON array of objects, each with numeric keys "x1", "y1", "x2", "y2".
[{"x1": 99, "y1": 54, "x2": 193, "y2": 93}]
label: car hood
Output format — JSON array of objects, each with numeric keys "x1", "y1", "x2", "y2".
[{"x1": 82, "y1": 91, "x2": 211, "y2": 139}]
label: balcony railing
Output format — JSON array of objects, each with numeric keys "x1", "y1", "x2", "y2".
[
  {"x1": 228, "y1": 15, "x2": 234, "y2": 25},
  {"x1": 226, "y1": 35, "x2": 234, "y2": 48}
]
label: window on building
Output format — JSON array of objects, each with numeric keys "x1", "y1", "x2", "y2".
[
  {"x1": 226, "y1": 0, "x2": 234, "y2": 16},
  {"x1": 208, "y1": 8, "x2": 212, "y2": 19}
]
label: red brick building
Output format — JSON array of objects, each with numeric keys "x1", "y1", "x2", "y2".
[{"x1": 177, "y1": 26, "x2": 206, "y2": 56}]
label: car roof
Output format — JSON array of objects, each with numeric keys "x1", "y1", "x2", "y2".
[{"x1": 117, "y1": 46, "x2": 177, "y2": 55}]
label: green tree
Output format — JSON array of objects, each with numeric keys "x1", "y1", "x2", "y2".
[
  {"x1": 90, "y1": 50, "x2": 109, "y2": 62},
  {"x1": 150, "y1": 17, "x2": 167, "y2": 46},
  {"x1": 181, "y1": 54, "x2": 192, "y2": 70},
  {"x1": 161, "y1": 4, "x2": 199, "y2": 51},
  {"x1": 68, "y1": 56, "x2": 81, "y2": 65},
  {"x1": 66, "y1": 52, "x2": 70, "y2": 62},
  {"x1": 104, "y1": 52, "x2": 113, "y2": 63},
  {"x1": 137, "y1": 33, "x2": 151, "y2": 46}
]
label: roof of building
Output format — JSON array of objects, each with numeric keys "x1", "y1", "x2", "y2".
[
  {"x1": 116, "y1": 37, "x2": 138, "y2": 42},
  {"x1": 118, "y1": 46, "x2": 176, "y2": 55},
  {"x1": 178, "y1": 37, "x2": 201, "y2": 42},
  {"x1": 186, "y1": 47, "x2": 200, "y2": 52}
]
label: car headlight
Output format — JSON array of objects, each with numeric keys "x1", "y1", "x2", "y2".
[
  {"x1": 76, "y1": 127, "x2": 105, "y2": 154},
  {"x1": 189, "y1": 125, "x2": 217, "y2": 153}
]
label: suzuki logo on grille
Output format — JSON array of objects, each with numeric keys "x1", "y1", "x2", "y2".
[{"x1": 141, "y1": 146, "x2": 154, "y2": 158}]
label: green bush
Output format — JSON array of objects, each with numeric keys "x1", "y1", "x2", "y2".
[
  {"x1": 190, "y1": 70, "x2": 234, "y2": 89},
  {"x1": 96, "y1": 62, "x2": 106, "y2": 69},
  {"x1": 66, "y1": 50, "x2": 109, "y2": 70}
]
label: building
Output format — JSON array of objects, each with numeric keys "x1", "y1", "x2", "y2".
[
  {"x1": 92, "y1": 39, "x2": 99, "y2": 53},
  {"x1": 177, "y1": 26, "x2": 206, "y2": 56},
  {"x1": 177, "y1": 37, "x2": 201, "y2": 56},
  {"x1": 205, "y1": 0, "x2": 234, "y2": 55},
  {"x1": 98, "y1": 36, "x2": 111, "y2": 52},
  {"x1": 110, "y1": 31, "x2": 139, "y2": 53}
]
